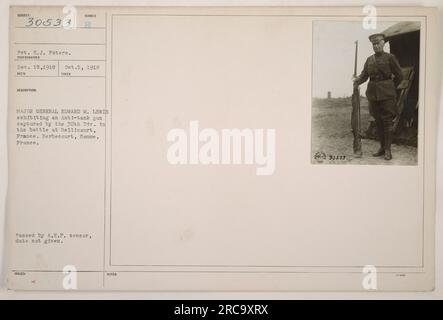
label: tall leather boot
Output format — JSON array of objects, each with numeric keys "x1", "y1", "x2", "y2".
[
  {"x1": 372, "y1": 118, "x2": 385, "y2": 157},
  {"x1": 384, "y1": 123, "x2": 393, "y2": 160}
]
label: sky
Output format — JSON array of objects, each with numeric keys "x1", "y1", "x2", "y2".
[{"x1": 312, "y1": 21, "x2": 397, "y2": 98}]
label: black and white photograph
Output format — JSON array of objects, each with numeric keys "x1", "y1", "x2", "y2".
[
  {"x1": 1, "y1": 3, "x2": 441, "y2": 298},
  {"x1": 311, "y1": 20, "x2": 421, "y2": 165}
]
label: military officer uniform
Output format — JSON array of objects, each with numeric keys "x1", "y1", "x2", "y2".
[{"x1": 354, "y1": 33, "x2": 404, "y2": 160}]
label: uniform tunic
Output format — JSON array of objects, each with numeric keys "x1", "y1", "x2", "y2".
[{"x1": 355, "y1": 52, "x2": 404, "y2": 121}]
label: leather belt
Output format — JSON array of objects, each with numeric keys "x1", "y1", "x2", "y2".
[{"x1": 370, "y1": 78, "x2": 391, "y2": 82}]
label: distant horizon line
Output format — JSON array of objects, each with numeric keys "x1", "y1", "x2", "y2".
[{"x1": 312, "y1": 95, "x2": 367, "y2": 99}]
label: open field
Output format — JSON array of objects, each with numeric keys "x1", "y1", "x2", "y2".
[{"x1": 311, "y1": 97, "x2": 417, "y2": 165}]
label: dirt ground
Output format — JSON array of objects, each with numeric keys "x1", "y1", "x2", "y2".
[{"x1": 311, "y1": 97, "x2": 417, "y2": 165}]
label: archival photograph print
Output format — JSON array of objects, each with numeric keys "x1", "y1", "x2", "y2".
[{"x1": 311, "y1": 20, "x2": 420, "y2": 165}]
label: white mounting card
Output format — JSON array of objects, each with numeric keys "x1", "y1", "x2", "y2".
[{"x1": 5, "y1": 6, "x2": 439, "y2": 291}]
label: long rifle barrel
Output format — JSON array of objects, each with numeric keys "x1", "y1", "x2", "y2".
[
  {"x1": 354, "y1": 40, "x2": 358, "y2": 76},
  {"x1": 351, "y1": 40, "x2": 362, "y2": 157}
]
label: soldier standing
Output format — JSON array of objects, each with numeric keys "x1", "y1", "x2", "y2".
[{"x1": 353, "y1": 33, "x2": 404, "y2": 160}]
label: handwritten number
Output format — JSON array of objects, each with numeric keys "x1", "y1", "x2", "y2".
[
  {"x1": 42, "y1": 19, "x2": 52, "y2": 27},
  {"x1": 25, "y1": 17, "x2": 34, "y2": 27},
  {"x1": 25, "y1": 17, "x2": 65, "y2": 27}
]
